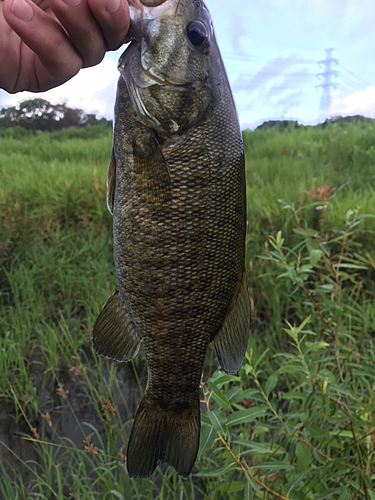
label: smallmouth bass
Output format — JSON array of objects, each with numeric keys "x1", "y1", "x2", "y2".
[{"x1": 93, "y1": 0, "x2": 250, "y2": 479}]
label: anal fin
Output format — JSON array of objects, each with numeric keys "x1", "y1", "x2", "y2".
[
  {"x1": 214, "y1": 272, "x2": 250, "y2": 375},
  {"x1": 92, "y1": 289, "x2": 141, "y2": 362}
]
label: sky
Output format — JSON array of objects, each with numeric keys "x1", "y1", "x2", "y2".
[{"x1": 2, "y1": 0, "x2": 375, "y2": 129}]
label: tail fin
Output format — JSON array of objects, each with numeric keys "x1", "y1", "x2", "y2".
[{"x1": 127, "y1": 392, "x2": 200, "y2": 479}]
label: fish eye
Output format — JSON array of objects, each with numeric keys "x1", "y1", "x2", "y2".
[{"x1": 186, "y1": 21, "x2": 208, "y2": 48}]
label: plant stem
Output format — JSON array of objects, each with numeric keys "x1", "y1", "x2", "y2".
[
  {"x1": 300, "y1": 283, "x2": 335, "y2": 337},
  {"x1": 200, "y1": 378, "x2": 289, "y2": 500},
  {"x1": 252, "y1": 373, "x2": 351, "y2": 468}
]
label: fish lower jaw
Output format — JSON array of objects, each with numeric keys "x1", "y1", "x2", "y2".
[{"x1": 142, "y1": 66, "x2": 191, "y2": 89}]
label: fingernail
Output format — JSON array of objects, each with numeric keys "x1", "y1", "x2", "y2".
[
  {"x1": 62, "y1": 0, "x2": 81, "y2": 6},
  {"x1": 105, "y1": 0, "x2": 120, "y2": 14},
  {"x1": 11, "y1": 0, "x2": 34, "y2": 22}
]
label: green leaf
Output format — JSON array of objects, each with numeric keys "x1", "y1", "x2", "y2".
[
  {"x1": 296, "y1": 442, "x2": 311, "y2": 471},
  {"x1": 208, "y1": 381, "x2": 232, "y2": 411},
  {"x1": 310, "y1": 249, "x2": 323, "y2": 267},
  {"x1": 252, "y1": 461, "x2": 293, "y2": 471},
  {"x1": 194, "y1": 462, "x2": 237, "y2": 477},
  {"x1": 284, "y1": 265, "x2": 297, "y2": 282},
  {"x1": 252, "y1": 348, "x2": 270, "y2": 369},
  {"x1": 244, "y1": 479, "x2": 253, "y2": 500},
  {"x1": 229, "y1": 388, "x2": 263, "y2": 404},
  {"x1": 294, "y1": 228, "x2": 318, "y2": 238},
  {"x1": 233, "y1": 439, "x2": 272, "y2": 454},
  {"x1": 265, "y1": 376, "x2": 278, "y2": 396},
  {"x1": 208, "y1": 409, "x2": 227, "y2": 435},
  {"x1": 274, "y1": 365, "x2": 301, "y2": 376},
  {"x1": 329, "y1": 430, "x2": 353, "y2": 438},
  {"x1": 270, "y1": 250, "x2": 283, "y2": 260},
  {"x1": 296, "y1": 315, "x2": 311, "y2": 334},
  {"x1": 108, "y1": 492, "x2": 125, "y2": 500},
  {"x1": 298, "y1": 264, "x2": 314, "y2": 273},
  {"x1": 320, "y1": 242, "x2": 330, "y2": 256},
  {"x1": 358, "y1": 213, "x2": 375, "y2": 219},
  {"x1": 276, "y1": 230, "x2": 284, "y2": 246},
  {"x1": 304, "y1": 390, "x2": 316, "y2": 410},
  {"x1": 216, "y1": 481, "x2": 245, "y2": 493},
  {"x1": 319, "y1": 284, "x2": 334, "y2": 292},
  {"x1": 227, "y1": 407, "x2": 268, "y2": 427},
  {"x1": 286, "y1": 471, "x2": 308, "y2": 496},
  {"x1": 334, "y1": 263, "x2": 368, "y2": 270},
  {"x1": 315, "y1": 489, "x2": 342, "y2": 499},
  {"x1": 198, "y1": 425, "x2": 217, "y2": 458},
  {"x1": 226, "y1": 386, "x2": 243, "y2": 402},
  {"x1": 245, "y1": 473, "x2": 261, "y2": 493},
  {"x1": 341, "y1": 255, "x2": 371, "y2": 265},
  {"x1": 212, "y1": 374, "x2": 241, "y2": 386},
  {"x1": 338, "y1": 490, "x2": 352, "y2": 500},
  {"x1": 281, "y1": 390, "x2": 306, "y2": 400},
  {"x1": 305, "y1": 341, "x2": 329, "y2": 353},
  {"x1": 278, "y1": 199, "x2": 292, "y2": 209},
  {"x1": 283, "y1": 325, "x2": 299, "y2": 341},
  {"x1": 200, "y1": 412, "x2": 210, "y2": 425}
]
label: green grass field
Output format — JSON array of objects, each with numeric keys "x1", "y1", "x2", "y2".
[{"x1": 0, "y1": 123, "x2": 374, "y2": 499}]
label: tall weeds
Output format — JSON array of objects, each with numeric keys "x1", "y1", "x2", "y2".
[{"x1": 0, "y1": 124, "x2": 374, "y2": 499}]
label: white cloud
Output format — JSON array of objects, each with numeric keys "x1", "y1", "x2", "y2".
[
  {"x1": 330, "y1": 86, "x2": 375, "y2": 118},
  {"x1": 2, "y1": 56, "x2": 120, "y2": 119}
]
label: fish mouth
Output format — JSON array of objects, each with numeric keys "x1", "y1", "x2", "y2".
[
  {"x1": 143, "y1": 68, "x2": 192, "y2": 88},
  {"x1": 129, "y1": 0, "x2": 180, "y2": 20},
  {"x1": 140, "y1": 0, "x2": 167, "y2": 5},
  {"x1": 131, "y1": 0, "x2": 205, "y2": 21}
]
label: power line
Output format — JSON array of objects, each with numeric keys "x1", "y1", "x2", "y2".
[
  {"x1": 220, "y1": 48, "x2": 374, "y2": 118},
  {"x1": 339, "y1": 65, "x2": 373, "y2": 88},
  {"x1": 222, "y1": 52, "x2": 316, "y2": 64}
]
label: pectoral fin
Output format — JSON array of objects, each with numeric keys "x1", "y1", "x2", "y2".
[
  {"x1": 214, "y1": 272, "x2": 250, "y2": 375},
  {"x1": 92, "y1": 289, "x2": 141, "y2": 362},
  {"x1": 106, "y1": 148, "x2": 116, "y2": 215},
  {"x1": 133, "y1": 134, "x2": 171, "y2": 206}
]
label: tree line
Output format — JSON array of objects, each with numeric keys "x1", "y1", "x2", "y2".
[{"x1": 0, "y1": 98, "x2": 112, "y2": 131}]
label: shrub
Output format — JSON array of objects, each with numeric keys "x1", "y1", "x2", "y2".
[{"x1": 199, "y1": 182, "x2": 375, "y2": 499}]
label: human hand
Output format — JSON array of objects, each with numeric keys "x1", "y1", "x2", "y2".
[{"x1": 0, "y1": 0, "x2": 130, "y2": 93}]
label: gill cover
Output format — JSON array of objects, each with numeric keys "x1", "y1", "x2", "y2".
[{"x1": 118, "y1": 0, "x2": 216, "y2": 136}]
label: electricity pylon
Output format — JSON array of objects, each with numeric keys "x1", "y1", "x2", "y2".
[{"x1": 316, "y1": 48, "x2": 339, "y2": 119}]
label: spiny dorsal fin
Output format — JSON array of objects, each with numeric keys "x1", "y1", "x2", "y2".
[
  {"x1": 214, "y1": 272, "x2": 250, "y2": 375},
  {"x1": 106, "y1": 148, "x2": 116, "y2": 215},
  {"x1": 92, "y1": 289, "x2": 141, "y2": 362}
]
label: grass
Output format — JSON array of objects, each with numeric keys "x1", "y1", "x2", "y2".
[{"x1": 0, "y1": 122, "x2": 374, "y2": 499}]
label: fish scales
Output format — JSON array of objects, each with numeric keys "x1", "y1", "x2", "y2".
[{"x1": 93, "y1": 0, "x2": 250, "y2": 479}]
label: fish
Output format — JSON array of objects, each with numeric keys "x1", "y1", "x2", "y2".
[{"x1": 92, "y1": 0, "x2": 250, "y2": 479}]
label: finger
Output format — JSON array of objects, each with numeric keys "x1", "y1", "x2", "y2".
[
  {"x1": 87, "y1": 0, "x2": 130, "y2": 51},
  {"x1": 47, "y1": 0, "x2": 107, "y2": 68},
  {"x1": 3, "y1": 0, "x2": 82, "y2": 91}
]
